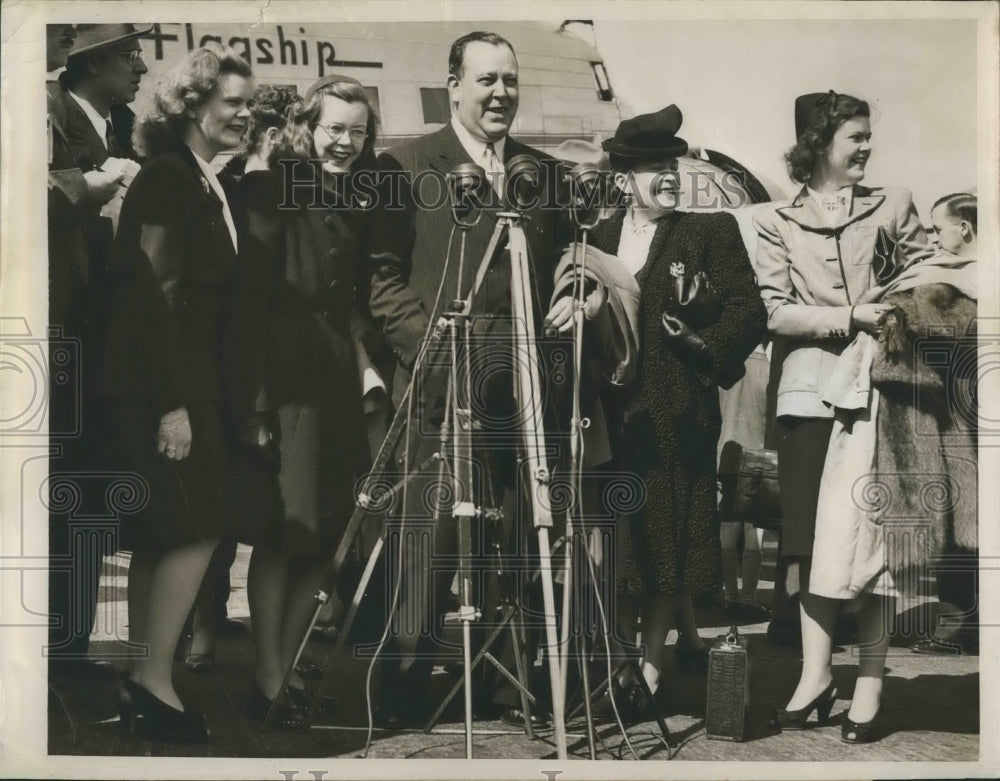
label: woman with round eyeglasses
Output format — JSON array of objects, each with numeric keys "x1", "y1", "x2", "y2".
[
  {"x1": 233, "y1": 74, "x2": 384, "y2": 727},
  {"x1": 97, "y1": 43, "x2": 254, "y2": 742}
]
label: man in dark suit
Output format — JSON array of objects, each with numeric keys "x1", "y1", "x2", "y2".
[
  {"x1": 47, "y1": 23, "x2": 150, "y2": 678},
  {"x1": 367, "y1": 30, "x2": 571, "y2": 727}
]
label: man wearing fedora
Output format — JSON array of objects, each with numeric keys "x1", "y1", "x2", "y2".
[
  {"x1": 47, "y1": 23, "x2": 150, "y2": 679},
  {"x1": 366, "y1": 30, "x2": 579, "y2": 728}
]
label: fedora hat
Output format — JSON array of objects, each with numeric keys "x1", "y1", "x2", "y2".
[
  {"x1": 305, "y1": 73, "x2": 364, "y2": 102},
  {"x1": 66, "y1": 24, "x2": 153, "y2": 58},
  {"x1": 555, "y1": 138, "x2": 610, "y2": 170},
  {"x1": 602, "y1": 104, "x2": 688, "y2": 160}
]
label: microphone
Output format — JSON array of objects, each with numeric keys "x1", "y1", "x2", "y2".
[
  {"x1": 565, "y1": 162, "x2": 609, "y2": 230},
  {"x1": 447, "y1": 163, "x2": 487, "y2": 228},
  {"x1": 504, "y1": 154, "x2": 542, "y2": 212}
]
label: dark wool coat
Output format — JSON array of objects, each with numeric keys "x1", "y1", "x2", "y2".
[
  {"x1": 98, "y1": 144, "x2": 240, "y2": 550},
  {"x1": 47, "y1": 79, "x2": 138, "y2": 440},
  {"x1": 229, "y1": 170, "x2": 371, "y2": 555},
  {"x1": 592, "y1": 209, "x2": 767, "y2": 597},
  {"x1": 872, "y1": 282, "x2": 978, "y2": 592}
]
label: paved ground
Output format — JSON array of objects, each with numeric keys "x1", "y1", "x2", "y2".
[{"x1": 48, "y1": 535, "x2": 981, "y2": 762}]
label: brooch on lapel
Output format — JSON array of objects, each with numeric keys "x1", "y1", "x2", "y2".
[
  {"x1": 669, "y1": 261, "x2": 686, "y2": 278},
  {"x1": 198, "y1": 174, "x2": 211, "y2": 196}
]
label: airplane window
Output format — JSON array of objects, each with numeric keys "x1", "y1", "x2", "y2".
[
  {"x1": 364, "y1": 86, "x2": 381, "y2": 119},
  {"x1": 591, "y1": 62, "x2": 613, "y2": 102},
  {"x1": 420, "y1": 87, "x2": 450, "y2": 124}
]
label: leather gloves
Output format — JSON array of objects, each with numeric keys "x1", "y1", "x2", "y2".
[{"x1": 661, "y1": 312, "x2": 714, "y2": 374}]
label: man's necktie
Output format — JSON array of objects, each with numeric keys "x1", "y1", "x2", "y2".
[
  {"x1": 484, "y1": 142, "x2": 503, "y2": 195},
  {"x1": 105, "y1": 119, "x2": 122, "y2": 157}
]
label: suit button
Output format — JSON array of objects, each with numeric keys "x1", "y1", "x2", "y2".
[{"x1": 831, "y1": 282, "x2": 844, "y2": 289}]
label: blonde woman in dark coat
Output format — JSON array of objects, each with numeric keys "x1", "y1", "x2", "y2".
[{"x1": 99, "y1": 44, "x2": 253, "y2": 741}]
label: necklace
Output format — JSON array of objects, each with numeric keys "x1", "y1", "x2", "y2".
[{"x1": 626, "y1": 210, "x2": 656, "y2": 236}]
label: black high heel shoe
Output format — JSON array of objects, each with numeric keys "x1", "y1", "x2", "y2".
[
  {"x1": 117, "y1": 679, "x2": 209, "y2": 742},
  {"x1": 770, "y1": 681, "x2": 838, "y2": 731},
  {"x1": 286, "y1": 684, "x2": 338, "y2": 717},
  {"x1": 675, "y1": 635, "x2": 709, "y2": 675},
  {"x1": 841, "y1": 708, "x2": 881, "y2": 743},
  {"x1": 249, "y1": 681, "x2": 306, "y2": 729}
]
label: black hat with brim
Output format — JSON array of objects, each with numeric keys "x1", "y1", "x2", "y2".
[
  {"x1": 602, "y1": 104, "x2": 689, "y2": 160},
  {"x1": 67, "y1": 24, "x2": 153, "y2": 58}
]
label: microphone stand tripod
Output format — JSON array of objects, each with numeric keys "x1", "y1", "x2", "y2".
[
  {"x1": 557, "y1": 168, "x2": 672, "y2": 753},
  {"x1": 555, "y1": 163, "x2": 607, "y2": 758},
  {"x1": 268, "y1": 162, "x2": 570, "y2": 760}
]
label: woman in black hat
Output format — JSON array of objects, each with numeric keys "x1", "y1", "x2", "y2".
[
  {"x1": 232, "y1": 74, "x2": 384, "y2": 726},
  {"x1": 98, "y1": 43, "x2": 254, "y2": 741},
  {"x1": 754, "y1": 91, "x2": 934, "y2": 742},
  {"x1": 570, "y1": 106, "x2": 766, "y2": 712}
]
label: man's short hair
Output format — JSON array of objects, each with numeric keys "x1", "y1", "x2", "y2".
[
  {"x1": 448, "y1": 31, "x2": 516, "y2": 79},
  {"x1": 933, "y1": 192, "x2": 977, "y2": 235}
]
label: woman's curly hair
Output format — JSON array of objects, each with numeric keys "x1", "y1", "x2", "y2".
[
  {"x1": 270, "y1": 78, "x2": 380, "y2": 173},
  {"x1": 785, "y1": 92, "x2": 870, "y2": 185},
  {"x1": 133, "y1": 42, "x2": 252, "y2": 158},
  {"x1": 221, "y1": 85, "x2": 301, "y2": 177}
]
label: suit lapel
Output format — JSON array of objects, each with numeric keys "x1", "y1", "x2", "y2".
[
  {"x1": 777, "y1": 184, "x2": 886, "y2": 233},
  {"x1": 838, "y1": 184, "x2": 885, "y2": 230},
  {"x1": 427, "y1": 123, "x2": 503, "y2": 227},
  {"x1": 636, "y1": 211, "x2": 679, "y2": 289},
  {"x1": 55, "y1": 87, "x2": 110, "y2": 172},
  {"x1": 775, "y1": 187, "x2": 828, "y2": 232},
  {"x1": 175, "y1": 144, "x2": 225, "y2": 210},
  {"x1": 427, "y1": 123, "x2": 474, "y2": 175}
]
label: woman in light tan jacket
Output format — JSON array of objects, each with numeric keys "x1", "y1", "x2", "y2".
[{"x1": 753, "y1": 90, "x2": 933, "y2": 743}]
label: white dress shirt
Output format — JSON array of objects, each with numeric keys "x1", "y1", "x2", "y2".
[
  {"x1": 451, "y1": 115, "x2": 507, "y2": 191},
  {"x1": 190, "y1": 147, "x2": 238, "y2": 253},
  {"x1": 616, "y1": 209, "x2": 660, "y2": 277},
  {"x1": 68, "y1": 90, "x2": 111, "y2": 150}
]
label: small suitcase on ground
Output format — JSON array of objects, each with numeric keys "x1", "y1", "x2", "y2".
[{"x1": 705, "y1": 625, "x2": 751, "y2": 741}]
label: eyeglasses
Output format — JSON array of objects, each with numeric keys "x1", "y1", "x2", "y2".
[
  {"x1": 111, "y1": 49, "x2": 144, "y2": 67},
  {"x1": 317, "y1": 123, "x2": 368, "y2": 145}
]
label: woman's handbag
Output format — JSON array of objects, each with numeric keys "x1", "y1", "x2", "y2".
[
  {"x1": 718, "y1": 441, "x2": 781, "y2": 531},
  {"x1": 674, "y1": 270, "x2": 722, "y2": 328},
  {"x1": 705, "y1": 625, "x2": 752, "y2": 741}
]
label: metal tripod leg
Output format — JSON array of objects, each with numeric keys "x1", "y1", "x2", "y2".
[
  {"x1": 274, "y1": 213, "x2": 517, "y2": 735},
  {"x1": 505, "y1": 215, "x2": 567, "y2": 759},
  {"x1": 423, "y1": 601, "x2": 537, "y2": 736}
]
